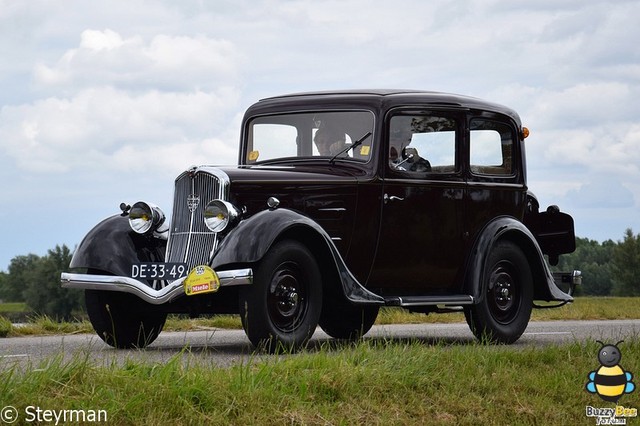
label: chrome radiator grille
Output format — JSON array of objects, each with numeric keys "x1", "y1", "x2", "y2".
[{"x1": 166, "y1": 167, "x2": 229, "y2": 269}]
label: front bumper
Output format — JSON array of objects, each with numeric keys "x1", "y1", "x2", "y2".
[{"x1": 60, "y1": 268, "x2": 253, "y2": 305}]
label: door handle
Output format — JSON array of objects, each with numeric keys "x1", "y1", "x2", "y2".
[{"x1": 384, "y1": 193, "x2": 405, "y2": 204}]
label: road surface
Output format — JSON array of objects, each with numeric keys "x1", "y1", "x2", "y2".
[{"x1": 2, "y1": 320, "x2": 639, "y2": 370}]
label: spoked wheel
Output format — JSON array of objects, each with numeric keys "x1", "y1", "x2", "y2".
[
  {"x1": 239, "y1": 240, "x2": 322, "y2": 353},
  {"x1": 464, "y1": 240, "x2": 533, "y2": 344}
]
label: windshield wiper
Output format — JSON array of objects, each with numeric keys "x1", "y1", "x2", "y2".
[{"x1": 329, "y1": 132, "x2": 372, "y2": 164}]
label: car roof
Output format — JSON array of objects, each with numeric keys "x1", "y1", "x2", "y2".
[{"x1": 251, "y1": 89, "x2": 521, "y2": 123}]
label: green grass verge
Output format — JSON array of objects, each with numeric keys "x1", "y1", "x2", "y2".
[
  {"x1": 1, "y1": 338, "x2": 638, "y2": 424},
  {"x1": 0, "y1": 302, "x2": 28, "y2": 313},
  {"x1": 1, "y1": 297, "x2": 639, "y2": 338}
]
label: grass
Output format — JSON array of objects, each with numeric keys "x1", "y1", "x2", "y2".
[
  {"x1": 1, "y1": 338, "x2": 638, "y2": 424},
  {"x1": 2, "y1": 298, "x2": 639, "y2": 424},
  {"x1": 0, "y1": 302, "x2": 28, "y2": 313},
  {"x1": 1, "y1": 297, "x2": 639, "y2": 338}
]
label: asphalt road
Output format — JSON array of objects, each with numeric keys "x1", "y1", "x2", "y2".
[{"x1": 2, "y1": 320, "x2": 639, "y2": 370}]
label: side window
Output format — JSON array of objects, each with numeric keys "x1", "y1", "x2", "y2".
[
  {"x1": 469, "y1": 119, "x2": 514, "y2": 175},
  {"x1": 388, "y1": 114, "x2": 457, "y2": 176}
]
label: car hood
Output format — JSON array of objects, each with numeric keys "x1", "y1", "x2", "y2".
[{"x1": 212, "y1": 164, "x2": 363, "y2": 183}]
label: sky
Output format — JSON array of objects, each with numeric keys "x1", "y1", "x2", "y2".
[{"x1": 1, "y1": 0, "x2": 639, "y2": 271}]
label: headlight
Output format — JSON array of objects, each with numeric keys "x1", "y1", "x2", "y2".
[
  {"x1": 204, "y1": 200, "x2": 240, "y2": 233},
  {"x1": 129, "y1": 201, "x2": 166, "y2": 234}
]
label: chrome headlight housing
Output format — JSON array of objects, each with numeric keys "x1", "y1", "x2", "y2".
[
  {"x1": 128, "y1": 201, "x2": 166, "y2": 234},
  {"x1": 204, "y1": 199, "x2": 240, "y2": 233}
]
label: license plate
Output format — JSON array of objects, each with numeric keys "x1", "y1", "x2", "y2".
[{"x1": 131, "y1": 263, "x2": 188, "y2": 280}]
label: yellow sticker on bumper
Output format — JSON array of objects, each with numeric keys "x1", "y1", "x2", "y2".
[{"x1": 184, "y1": 265, "x2": 220, "y2": 296}]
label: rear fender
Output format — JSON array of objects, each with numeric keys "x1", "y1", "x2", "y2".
[
  {"x1": 70, "y1": 215, "x2": 166, "y2": 276},
  {"x1": 465, "y1": 216, "x2": 573, "y2": 304}
]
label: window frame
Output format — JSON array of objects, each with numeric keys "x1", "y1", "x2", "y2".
[
  {"x1": 384, "y1": 109, "x2": 463, "y2": 180},
  {"x1": 243, "y1": 109, "x2": 376, "y2": 165},
  {"x1": 467, "y1": 115, "x2": 521, "y2": 182}
]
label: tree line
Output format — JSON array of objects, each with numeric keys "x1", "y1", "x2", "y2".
[
  {"x1": 553, "y1": 228, "x2": 640, "y2": 297},
  {"x1": 0, "y1": 245, "x2": 83, "y2": 320},
  {"x1": 0, "y1": 230, "x2": 639, "y2": 319}
]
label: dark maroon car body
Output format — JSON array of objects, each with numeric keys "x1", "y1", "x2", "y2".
[{"x1": 62, "y1": 90, "x2": 579, "y2": 351}]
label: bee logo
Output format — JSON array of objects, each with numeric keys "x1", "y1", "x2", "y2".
[{"x1": 586, "y1": 340, "x2": 635, "y2": 403}]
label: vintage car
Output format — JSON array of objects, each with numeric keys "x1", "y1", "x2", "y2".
[{"x1": 61, "y1": 90, "x2": 580, "y2": 352}]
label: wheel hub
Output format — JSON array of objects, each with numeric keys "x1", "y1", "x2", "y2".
[
  {"x1": 496, "y1": 281, "x2": 511, "y2": 302},
  {"x1": 277, "y1": 284, "x2": 300, "y2": 317},
  {"x1": 487, "y1": 265, "x2": 519, "y2": 324},
  {"x1": 268, "y1": 264, "x2": 307, "y2": 332}
]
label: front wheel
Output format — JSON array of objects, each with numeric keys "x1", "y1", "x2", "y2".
[
  {"x1": 464, "y1": 241, "x2": 533, "y2": 344},
  {"x1": 239, "y1": 240, "x2": 322, "y2": 353},
  {"x1": 85, "y1": 290, "x2": 167, "y2": 349}
]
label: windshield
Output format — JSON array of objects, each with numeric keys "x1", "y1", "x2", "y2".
[{"x1": 245, "y1": 110, "x2": 375, "y2": 164}]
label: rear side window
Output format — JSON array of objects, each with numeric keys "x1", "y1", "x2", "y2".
[{"x1": 469, "y1": 119, "x2": 514, "y2": 175}]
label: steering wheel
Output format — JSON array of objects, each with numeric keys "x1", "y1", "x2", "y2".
[{"x1": 402, "y1": 147, "x2": 431, "y2": 172}]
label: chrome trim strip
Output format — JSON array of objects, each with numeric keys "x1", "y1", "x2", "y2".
[
  {"x1": 393, "y1": 295, "x2": 475, "y2": 307},
  {"x1": 318, "y1": 208, "x2": 346, "y2": 212},
  {"x1": 60, "y1": 268, "x2": 253, "y2": 305}
]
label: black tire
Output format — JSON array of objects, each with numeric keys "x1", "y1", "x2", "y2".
[
  {"x1": 464, "y1": 240, "x2": 533, "y2": 344},
  {"x1": 239, "y1": 240, "x2": 322, "y2": 353},
  {"x1": 85, "y1": 289, "x2": 167, "y2": 349},
  {"x1": 319, "y1": 299, "x2": 379, "y2": 340}
]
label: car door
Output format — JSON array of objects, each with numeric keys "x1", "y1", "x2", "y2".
[
  {"x1": 465, "y1": 115, "x2": 527, "y2": 240},
  {"x1": 367, "y1": 110, "x2": 467, "y2": 293}
]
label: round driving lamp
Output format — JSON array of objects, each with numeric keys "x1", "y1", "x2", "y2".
[
  {"x1": 128, "y1": 201, "x2": 165, "y2": 234},
  {"x1": 204, "y1": 200, "x2": 240, "y2": 233}
]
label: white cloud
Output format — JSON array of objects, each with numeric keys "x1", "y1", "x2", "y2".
[
  {"x1": 565, "y1": 179, "x2": 635, "y2": 209},
  {"x1": 33, "y1": 29, "x2": 245, "y2": 92},
  {"x1": 0, "y1": 86, "x2": 240, "y2": 175}
]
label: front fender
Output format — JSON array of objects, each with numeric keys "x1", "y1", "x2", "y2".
[
  {"x1": 212, "y1": 208, "x2": 384, "y2": 304},
  {"x1": 70, "y1": 214, "x2": 166, "y2": 277},
  {"x1": 211, "y1": 209, "x2": 307, "y2": 267},
  {"x1": 465, "y1": 216, "x2": 573, "y2": 303}
]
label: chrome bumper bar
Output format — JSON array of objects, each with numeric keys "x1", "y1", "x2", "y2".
[{"x1": 60, "y1": 268, "x2": 253, "y2": 305}]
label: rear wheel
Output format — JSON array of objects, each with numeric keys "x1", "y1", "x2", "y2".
[
  {"x1": 85, "y1": 289, "x2": 167, "y2": 349},
  {"x1": 239, "y1": 240, "x2": 322, "y2": 353},
  {"x1": 464, "y1": 241, "x2": 533, "y2": 344}
]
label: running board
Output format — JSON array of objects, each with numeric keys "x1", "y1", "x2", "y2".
[{"x1": 384, "y1": 295, "x2": 474, "y2": 307}]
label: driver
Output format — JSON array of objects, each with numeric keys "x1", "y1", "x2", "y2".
[
  {"x1": 402, "y1": 146, "x2": 431, "y2": 172},
  {"x1": 389, "y1": 128, "x2": 431, "y2": 172},
  {"x1": 314, "y1": 127, "x2": 348, "y2": 156}
]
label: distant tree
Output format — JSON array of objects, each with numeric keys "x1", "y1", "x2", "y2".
[
  {"x1": 0, "y1": 271, "x2": 6, "y2": 302},
  {"x1": 612, "y1": 229, "x2": 640, "y2": 297},
  {"x1": 22, "y1": 245, "x2": 83, "y2": 320},
  {"x1": 554, "y1": 237, "x2": 615, "y2": 296},
  {"x1": 0, "y1": 254, "x2": 41, "y2": 302}
]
